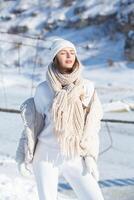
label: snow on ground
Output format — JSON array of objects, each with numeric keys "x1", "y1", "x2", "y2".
[{"x1": 0, "y1": 111, "x2": 134, "y2": 200}]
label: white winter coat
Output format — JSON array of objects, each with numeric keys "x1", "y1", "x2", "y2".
[{"x1": 15, "y1": 78, "x2": 103, "y2": 180}]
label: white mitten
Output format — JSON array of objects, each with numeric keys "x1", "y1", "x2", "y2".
[
  {"x1": 17, "y1": 162, "x2": 32, "y2": 177},
  {"x1": 84, "y1": 156, "x2": 99, "y2": 181}
]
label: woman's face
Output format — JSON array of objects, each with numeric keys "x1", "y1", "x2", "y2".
[{"x1": 55, "y1": 47, "x2": 76, "y2": 73}]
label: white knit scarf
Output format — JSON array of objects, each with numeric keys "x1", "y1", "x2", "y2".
[{"x1": 46, "y1": 62, "x2": 85, "y2": 158}]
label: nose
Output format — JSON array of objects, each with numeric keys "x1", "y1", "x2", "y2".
[{"x1": 66, "y1": 52, "x2": 71, "y2": 58}]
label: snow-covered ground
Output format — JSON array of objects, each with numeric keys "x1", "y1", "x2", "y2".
[{"x1": 0, "y1": 111, "x2": 134, "y2": 200}]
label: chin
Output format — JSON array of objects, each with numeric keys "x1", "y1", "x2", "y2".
[{"x1": 64, "y1": 64, "x2": 73, "y2": 69}]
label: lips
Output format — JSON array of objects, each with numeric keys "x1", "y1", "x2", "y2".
[{"x1": 65, "y1": 60, "x2": 72, "y2": 64}]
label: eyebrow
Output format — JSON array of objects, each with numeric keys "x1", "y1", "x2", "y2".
[{"x1": 60, "y1": 50, "x2": 75, "y2": 52}]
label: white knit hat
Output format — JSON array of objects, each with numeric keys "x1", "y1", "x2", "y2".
[{"x1": 50, "y1": 38, "x2": 77, "y2": 62}]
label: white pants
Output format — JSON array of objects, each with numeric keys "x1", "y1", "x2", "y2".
[{"x1": 32, "y1": 141, "x2": 104, "y2": 200}]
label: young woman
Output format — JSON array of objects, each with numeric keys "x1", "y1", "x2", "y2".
[{"x1": 16, "y1": 38, "x2": 104, "y2": 200}]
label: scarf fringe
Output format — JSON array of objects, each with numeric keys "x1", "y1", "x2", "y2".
[
  {"x1": 47, "y1": 63, "x2": 85, "y2": 158},
  {"x1": 58, "y1": 134, "x2": 82, "y2": 159}
]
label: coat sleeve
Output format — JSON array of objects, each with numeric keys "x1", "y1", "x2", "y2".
[
  {"x1": 15, "y1": 130, "x2": 26, "y2": 165},
  {"x1": 80, "y1": 84, "x2": 103, "y2": 162},
  {"x1": 34, "y1": 82, "x2": 46, "y2": 116},
  {"x1": 15, "y1": 98, "x2": 36, "y2": 165}
]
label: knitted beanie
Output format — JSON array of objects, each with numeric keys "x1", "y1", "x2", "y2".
[{"x1": 50, "y1": 38, "x2": 78, "y2": 62}]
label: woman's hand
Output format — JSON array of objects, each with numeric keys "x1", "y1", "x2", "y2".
[{"x1": 17, "y1": 162, "x2": 32, "y2": 177}]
